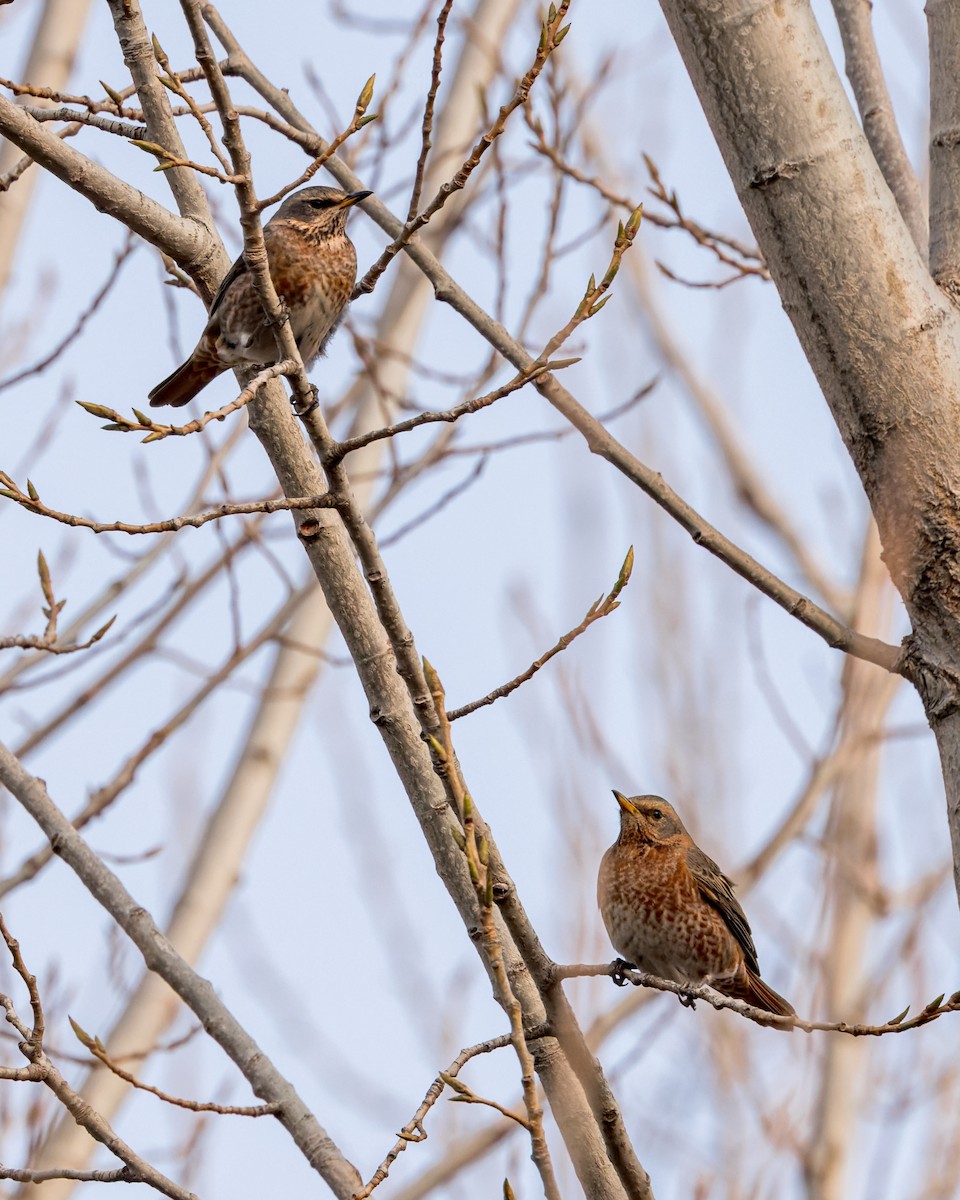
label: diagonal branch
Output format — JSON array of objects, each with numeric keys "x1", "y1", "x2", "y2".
[
  {"x1": 448, "y1": 548, "x2": 633, "y2": 721},
  {"x1": 831, "y1": 0, "x2": 926, "y2": 256},
  {"x1": 0, "y1": 741, "x2": 363, "y2": 1199},
  {"x1": 206, "y1": 9, "x2": 902, "y2": 678}
]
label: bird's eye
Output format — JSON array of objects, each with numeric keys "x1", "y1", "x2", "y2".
[
  {"x1": 650, "y1": 809, "x2": 663, "y2": 820},
  {"x1": 308, "y1": 198, "x2": 332, "y2": 209}
]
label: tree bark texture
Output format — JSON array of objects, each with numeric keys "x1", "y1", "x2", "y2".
[{"x1": 657, "y1": 0, "x2": 960, "y2": 901}]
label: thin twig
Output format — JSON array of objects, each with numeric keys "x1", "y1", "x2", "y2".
[
  {"x1": 525, "y1": 109, "x2": 766, "y2": 273},
  {"x1": 327, "y1": 358, "x2": 575, "y2": 463},
  {"x1": 424, "y1": 666, "x2": 561, "y2": 1200},
  {"x1": 0, "y1": 235, "x2": 138, "y2": 393},
  {"x1": 355, "y1": 2, "x2": 573, "y2": 297},
  {"x1": 0, "y1": 584, "x2": 309, "y2": 898},
  {"x1": 256, "y1": 76, "x2": 376, "y2": 211},
  {"x1": 150, "y1": 33, "x2": 235, "y2": 173},
  {"x1": 405, "y1": 0, "x2": 454, "y2": 220},
  {"x1": 76, "y1": 360, "x2": 298, "y2": 442},
  {"x1": 69, "y1": 1018, "x2": 279, "y2": 1117},
  {"x1": 0, "y1": 473, "x2": 337, "y2": 535},
  {"x1": 354, "y1": 1035, "x2": 514, "y2": 1199},
  {"x1": 555, "y1": 963, "x2": 960, "y2": 1036},
  {"x1": 0, "y1": 917, "x2": 197, "y2": 1200},
  {"x1": 0, "y1": 552, "x2": 114, "y2": 656},
  {"x1": 18, "y1": 105, "x2": 147, "y2": 139},
  {"x1": 448, "y1": 548, "x2": 633, "y2": 720}
]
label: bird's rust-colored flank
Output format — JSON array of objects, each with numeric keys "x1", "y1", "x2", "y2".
[
  {"x1": 597, "y1": 792, "x2": 794, "y2": 1028},
  {"x1": 148, "y1": 186, "x2": 371, "y2": 408}
]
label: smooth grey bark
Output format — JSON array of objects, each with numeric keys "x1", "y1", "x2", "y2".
[
  {"x1": 832, "y1": 0, "x2": 926, "y2": 256},
  {"x1": 657, "y1": 0, "x2": 960, "y2": 903},
  {"x1": 928, "y1": 0, "x2": 960, "y2": 291}
]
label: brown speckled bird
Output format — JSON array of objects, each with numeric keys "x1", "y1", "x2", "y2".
[
  {"x1": 149, "y1": 186, "x2": 371, "y2": 408},
  {"x1": 598, "y1": 792, "x2": 794, "y2": 1027}
]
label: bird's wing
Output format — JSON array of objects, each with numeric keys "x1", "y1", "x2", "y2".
[
  {"x1": 207, "y1": 220, "x2": 287, "y2": 322},
  {"x1": 206, "y1": 251, "x2": 247, "y2": 321},
  {"x1": 685, "y1": 845, "x2": 761, "y2": 975}
]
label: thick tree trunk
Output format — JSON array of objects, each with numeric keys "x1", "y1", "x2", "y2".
[{"x1": 657, "y1": 0, "x2": 960, "y2": 901}]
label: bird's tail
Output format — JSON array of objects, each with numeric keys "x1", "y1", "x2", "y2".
[
  {"x1": 148, "y1": 355, "x2": 222, "y2": 408},
  {"x1": 729, "y1": 970, "x2": 795, "y2": 1031}
]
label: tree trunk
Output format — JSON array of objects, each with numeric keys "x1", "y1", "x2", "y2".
[{"x1": 657, "y1": 0, "x2": 960, "y2": 902}]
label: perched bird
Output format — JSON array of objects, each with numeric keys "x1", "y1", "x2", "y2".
[
  {"x1": 149, "y1": 186, "x2": 371, "y2": 408},
  {"x1": 598, "y1": 792, "x2": 794, "y2": 1027}
]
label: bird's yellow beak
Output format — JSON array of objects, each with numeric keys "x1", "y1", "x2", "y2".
[
  {"x1": 612, "y1": 790, "x2": 639, "y2": 816},
  {"x1": 341, "y1": 189, "x2": 372, "y2": 208}
]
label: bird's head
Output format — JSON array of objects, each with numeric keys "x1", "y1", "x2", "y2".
[
  {"x1": 273, "y1": 186, "x2": 372, "y2": 235},
  {"x1": 611, "y1": 791, "x2": 687, "y2": 845}
]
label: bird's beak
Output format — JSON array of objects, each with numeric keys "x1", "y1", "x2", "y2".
[
  {"x1": 341, "y1": 190, "x2": 373, "y2": 207},
  {"x1": 612, "y1": 790, "x2": 639, "y2": 816}
]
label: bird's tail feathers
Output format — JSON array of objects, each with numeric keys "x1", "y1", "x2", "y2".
[
  {"x1": 148, "y1": 356, "x2": 222, "y2": 408},
  {"x1": 730, "y1": 970, "x2": 795, "y2": 1031}
]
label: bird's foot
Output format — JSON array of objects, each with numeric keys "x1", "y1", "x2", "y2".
[
  {"x1": 678, "y1": 991, "x2": 697, "y2": 1010},
  {"x1": 292, "y1": 384, "x2": 320, "y2": 418},
  {"x1": 611, "y1": 959, "x2": 638, "y2": 987}
]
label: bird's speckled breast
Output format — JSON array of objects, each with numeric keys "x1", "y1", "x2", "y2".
[
  {"x1": 265, "y1": 224, "x2": 357, "y2": 364},
  {"x1": 598, "y1": 840, "x2": 739, "y2": 987}
]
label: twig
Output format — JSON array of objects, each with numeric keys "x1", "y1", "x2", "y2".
[
  {"x1": 554, "y1": 962, "x2": 960, "y2": 1036},
  {"x1": 525, "y1": 110, "x2": 767, "y2": 274},
  {"x1": 68, "y1": 1018, "x2": 279, "y2": 1117},
  {"x1": 327, "y1": 358, "x2": 576, "y2": 463},
  {"x1": 150, "y1": 32, "x2": 235, "y2": 174},
  {"x1": 0, "y1": 628, "x2": 114, "y2": 656},
  {"x1": 643, "y1": 154, "x2": 770, "y2": 283},
  {"x1": 354, "y1": 1035, "x2": 514, "y2": 1199},
  {"x1": 441, "y1": 1073, "x2": 529, "y2": 1128},
  {"x1": 0, "y1": 915, "x2": 197, "y2": 1200},
  {"x1": 355, "y1": 2, "x2": 573, "y2": 297},
  {"x1": 0, "y1": 551, "x2": 115, "y2": 656},
  {"x1": 379, "y1": 458, "x2": 487, "y2": 550},
  {"x1": 18, "y1": 105, "x2": 147, "y2": 138},
  {"x1": 0, "y1": 473, "x2": 337, "y2": 535},
  {"x1": 448, "y1": 548, "x2": 633, "y2": 720},
  {"x1": 536, "y1": 202, "x2": 643, "y2": 362},
  {"x1": 0, "y1": 739, "x2": 363, "y2": 1195},
  {"x1": 405, "y1": 0, "x2": 453, "y2": 221},
  {"x1": 615, "y1": 229, "x2": 847, "y2": 612},
  {"x1": 128, "y1": 138, "x2": 244, "y2": 182},
  {"x1": 0, "y1": 584, "x2": 309, "y2": 897},
  {"x1": 0, "y1": 235, "x2": 138, "y2": 393},
  {"x1": 0, "y1": 1166, "x2": 136, "y2": 1184},
  {"x1": 0, "y1": 910, "x2": 44, "y2": 1046},
  {"x1": 424, "y1": 666, "x2": 561, "y2": 1200},
  {"x1": 0, "y1": 75, "x2": 132, "y2": 112},
  {"x1": 76, "y1": 360, "x2": 299, "y2": 442},
  {"x1": 256, "y1": 76, "x2": 376, "y2": 211}
]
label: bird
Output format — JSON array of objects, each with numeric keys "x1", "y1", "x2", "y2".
[
  {"x1": 597, "y1": 791, "x2": 795, "y2": 1028},
  {"x1": 149, "y1": 186, "x2": 372, "y2": 408}
]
